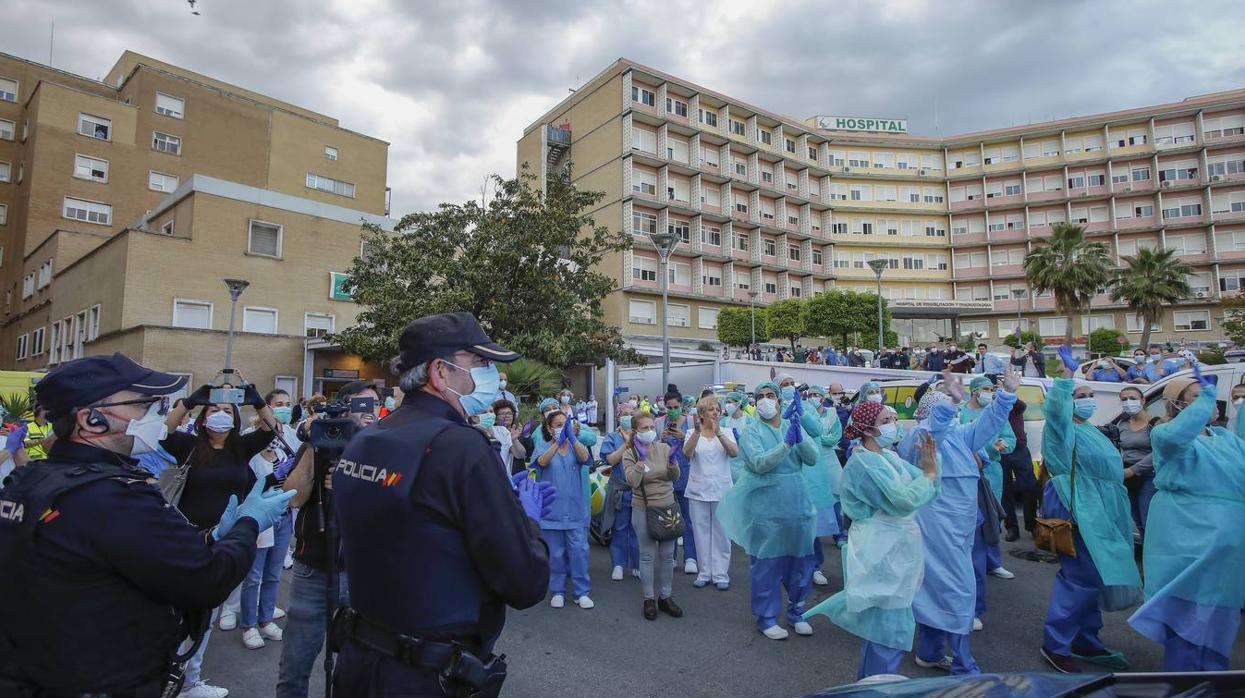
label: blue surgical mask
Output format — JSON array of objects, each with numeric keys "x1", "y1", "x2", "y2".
[
  {"x1": 443, "y1": 361, "x2": 501, "y2": 416},
  {"x1": 780, "y1": 386, "x2": 796, "y2": 401},
  {"x1": 560, "y1": 395, "x2": 571, "y2": 405},
  {"x1": 1120, "y1": 399, "x2": 1142, "y2": 415},
  {"x1": 384, "y1": 397, "x2": 396, "y2": 410},
  {"x1": 620, "y1": 415, "x2": 633, "y2": 430},
  {"x1": 975, "y1": 392, "x2": 993, "y2": 407},
  {"x1": 875, "y1": 422, "x2": 899, "y2": 447},
  {"x1": 205, "y1": 411, "x2": 235, "y2": 433},
  {"x1": 1073, "y1": 398, "x2": 1096, "y2": 420},
  {"x1": 272, "y1": 406, "x2": 293, "y2": 424},
  {"x1": 478, "y1": 412, "x2": 496, "y2": 428}
]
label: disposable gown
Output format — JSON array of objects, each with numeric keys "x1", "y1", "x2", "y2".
[
  {"x1": 958, "y1": 403, "x2": 1015, "y2": 501},
  {"x1": 1041, "y1": 379, "x2": 1141, "y2": 592},
  {"x1": 1129, "y1": 388, "x2": 1245, "y2": 658},
  {"x1": 804, "y1": 448, "x2": 939, "y2": 650},
  {"x1": 898, "y1": 390, "x2": 1016, "y2": 635},
  {"x1": 717, "y1": 414, "x2": 820, "y2": 559},
  {"x1": 811, "y1": 405, "x2": 845, "y2": 537}
]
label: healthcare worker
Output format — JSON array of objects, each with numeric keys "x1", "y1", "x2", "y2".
[
  {"x1": 804, "y1": 400, "x2": 940, "y2": 679},
  {"x1": 657, "y1": 392, "x2": 696, "y2": 575},
  {"x1": 1129, "y1": 370, "x2": 1245, "y2": 671},
  {"x1": 600, "y1": 405, "x2": 640, "y2": 582},
  {"x1": 1230, "y1": 383, "x2": 1245, "y2": 441},
  {"x1": 899, "y1": 370, "x2": 1019, "y2": 674},
  {"x1": 856, "y1": 381, "x2": 884, "y2": 407},
  {"x1": 805, "y1": 385, "x2": 846, "y2": 587},
  {"x1": 718, "y1": 381, "x2": 822, "y2": 640},
  {"x1": 1038, "y1": 347, "x2": 1142, "y2": 673},
  {"x1": 533, "y1": 409, "x2": 595, "y2": 609},
  {"x1": 722, "y1": 391, "x2": 751, "y2": 434}
]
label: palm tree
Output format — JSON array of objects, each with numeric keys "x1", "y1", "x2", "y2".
[
  {"x1": 1110, "y1": 247, "x2": 1193, "y2": 350},
  {"x1": 1023, "y1": 223, "x2": 1115, "y2": 348}
]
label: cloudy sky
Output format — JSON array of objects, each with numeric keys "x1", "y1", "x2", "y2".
[{"x1": 8, "y1": 0, "x2": 1244, "y2": 216}]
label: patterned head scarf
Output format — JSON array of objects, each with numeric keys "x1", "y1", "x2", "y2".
[
  {"x1": 914, "y1": 390, "x2": 952, "y2": 421},
  {"x1": 844, "y1": 400, "x2": 886, "y2": 440}
]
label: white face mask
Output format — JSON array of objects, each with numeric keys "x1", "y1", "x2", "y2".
[
  {"x1": 204, "y1": 410, "x2": 235, "y2": 433},
  {"x1": 723, "y1": 402, "x2": 737, "y2": 416},
  {"x1": 628, "y1": 400, "x2": 638, "y2": 408},
  {"x1": 498, "y1": 379, "x2": 508, "y2": 390},
  {"x1": 125, "y1": 402, "x2": 169, "y2": 456},
  {"x1": 756, "y1": 398, "x2": 779, "y2": 420},
  {"x1": 866, "y1": 393, "x2": 883, "y2": 404},
  {"x1": 1120, "y1": 399, "x2": 1143, "y2": 415},
  {"x1": 635, "y1": 429, "x2": 658, "y2": 444},
  {"x1": 1234, "y1": 397, "x2": 1244, "y2": 408}
]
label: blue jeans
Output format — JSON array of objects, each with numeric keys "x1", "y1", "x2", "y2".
[
  {"x1": 676, "y1": 490, "x2": 697, "y2": 562},
  {"x1": 242, "y1": 512, "x2": 293, "y2": 628},
  {"x1": 276, "y1": 562, "x2": 349, "y2": 698}
]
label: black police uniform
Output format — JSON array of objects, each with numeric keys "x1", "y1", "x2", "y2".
[
  {"x1": 330, "y1": 313, "x2": 549, "y2": 697},
  {"x1": 0, "y1": 354, "x2": 261, "y2": 696}
]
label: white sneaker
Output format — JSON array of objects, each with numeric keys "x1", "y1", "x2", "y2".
[
  {"x1": 179, "y1": 681, "x2": 230, "y2": 698},
  {"x1": 242, "y1": 627, "x2": 265, "y2": 650},
  {"x1": 611, "y1": 565, "x2": 624, "y2": 581},
  {"x1": 576, "y1": 596, "x2": 595, "y2": 609},
  {"x1": 217, "y1": 611, "x2": 237, "y2": 632},
  {"x1": 761, "y1": 625, "x2": 789, "y2": 640},
  {"x1": 631, "y1": 568, "x2": 640, "y2": 578},
  {"x1": 684, "y1": 559, "x2": 698, "y2": 575},
  {"x1": 972, "y1": 617, "x2": 984, "y2": 631},
  {"x1": 550, "y1": 594, "x2": 565, "y2": 608},
  {"x1": 812, "y1": 570, "x2": 829, "y2": 586},
  {"x1": 793, "y1": 621, "x2": 813, "y2": 636},
  {"x1": 914, "y1": 655, "x2": 953, "y2": 672},
  {"x1": 272, "y1": 607, "x2": 286, "y2": 620},
  {"x1": 258, "y1": 622, "x2": 283, "y2": 642},
  {"x1": 989, "y1": 566, "x2": 1015, "y2": 579},
  {"x1": 283, "y1": 551, "x2": 294, "y2": 569}
]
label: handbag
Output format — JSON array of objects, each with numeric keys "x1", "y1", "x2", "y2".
[
  {"x1": 158, "y1": 447, "x2": 193, "y2": 507},
  {"x1": 1034, "y1": 445, "x2": 1077, "y2": 558},
  {"x1": 635, "y1": 445, "x2": 684, "y2": 542}
]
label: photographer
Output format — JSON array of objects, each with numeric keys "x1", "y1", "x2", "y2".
[
  {"x1": 331, "y1": 313, "x2": 551, "y2": 697},
  {"x1": 0, "y1": 354, "x2": 294, "y2": 697},
  {"x1": 276, "y1": 380, "x2": 378, "y2": 698}
]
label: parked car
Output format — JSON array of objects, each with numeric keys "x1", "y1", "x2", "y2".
[{"x1": 797, "y1": 670, "x2": 1245, "y2": 697}]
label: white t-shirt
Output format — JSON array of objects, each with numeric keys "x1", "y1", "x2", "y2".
[
  {"x1": 244, "y1": 423, "x2": 300, "y2": 548},
  {"x1": 684, "y1": 429, "x2": 737, "y2": 502},
  {"x1": 489, "y1": 425, "x2": 513, "y2": 475}
]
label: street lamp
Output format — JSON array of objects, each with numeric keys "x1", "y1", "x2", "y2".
[
  {"x1": 748, "y1": 289, "x2": 759, "y2": 353},
  {"x1": 222, "y1": 278, "x2": 250, "y2": 370},
  {"x1": 649, "y1": 231, "x2": 680, "y2": 392},
  {"x1": 867, "y1": 259, "x2": 888, "y2": 355}
]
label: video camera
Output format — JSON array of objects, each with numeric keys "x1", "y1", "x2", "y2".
[{"x1": 309, "y1": 397, "x2": 375, "y2": 451}]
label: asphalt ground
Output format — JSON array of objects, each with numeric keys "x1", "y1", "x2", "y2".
[{"x1": 201, "y1": 534, "x2": 1244, "y2": 698}]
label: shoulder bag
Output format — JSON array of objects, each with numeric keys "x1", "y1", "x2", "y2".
[
  {"x1": 1034, "y1": 444, "x2": 1076, "y2": 558},
  {"x1": 635, "y1": 445, "x2": 684, "y2": 542},
  {"x1": 158, "y1": 447, "x2": 194, "y2": 507}
]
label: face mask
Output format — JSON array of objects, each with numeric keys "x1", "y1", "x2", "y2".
[
  {"x1": 756, "y1": 398, "x2": 779, "y2": 420},
  {"x1": 866, "y1": 393, "x2": 883, "y2": 404},
  {"x1": 272, "y1": 406, "x2": 293, "y2": 424},
  {"x1": 478, "y1": 412, "x2": 496, "y2": 428},
  {"x1": 1073, "y1": 398, "x2": 1096, "y2": 420},
  {"x1": 560, "y1": 395, "x2": 571, "y2": 405},
  {"x1": 687, "y1": 407, "x2": 698, "y2": 417},
  {"x1": 780, "y1": 386, "x2": 796, "y2": 401},
  {"x1": 723, "y1": 402, "x2": 737, "y2": 416},
  {"x1": 1150, "y1": 355, "x2": 1161, "y2": 363},
  {"x1": 1120, "y1": 399, "x2": 1142, "y2": 415},
  {"x1": 124, "y1": 402, "x2": 169, "y2": 456},
  {"x1": 620, "y1": 415, "x2": 633, "y2": 430},
  {"x1": 975, "y1": 392, "x2": 993, "y2": 407},
  {"x1": 443, "y1": 361, "x2": 502, "y2": 416},
  {"x1": 384, "y1": 397, "x2": 396, "y2": 410},
  {"x1": 821, "y1": 398, "x2": 834, "y2": 408},
  {"x1": 205, "y1": 410, "x2": 235, "y2": 433},
  {"x1": 1134, "y1": 355, "x2": 1145, "y2": 362},
  {"x1": 628, "y1": 400, "x2": 638, "y2": 408},
  {"x1": 635, "y1": 429, "x2": 657, "y2": 444},
  {"x1": 874, "y1": 422, "x2": 899, "y2": 447},
  {"x1": 498, "y1": 379, "x2": 507, "y2": 390},
  {"x1": 1233, "y1": 397, "x2": 1244, "y2": 408},
  {"x1": 666, "y1": 407, "x2": 683, "y2": 420}
]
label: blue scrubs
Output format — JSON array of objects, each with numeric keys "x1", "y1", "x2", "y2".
[
  {"x1": 532, "y1": 439, "x2": 593, "y2": 599},
  {"x1": 960, "y1": 401, "x2": 1015, "y2": 616},
  {"x1": 1129, "y1": 388, "x2": 1245, "y2": 671},
  {"x1": 1040, "y1": 379, "x2": 1142, "y2": 658},
  {"x1": 899, "y1": 390, "x2": 1016, "y2": 674},
  {"x1": 599, "y1": 432, "x2": 639, "y2": 573}
]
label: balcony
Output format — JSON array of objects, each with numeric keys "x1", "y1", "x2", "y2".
[
  {"x1": 949, "y1": 198, "x2": 980, "y2": 211},
  {"x1": 1210, "y1": 171, "x2": 1245, "y2": 185},
  {"x1": 701, "y1": 202, "x2": 721, "y2": 214},
  {"x1": 1205, "y1": 130, "x2": 1245, "y2": 148},
  {"x1": 1213, "y1": 209, "x2": 1245, "y2": 224},
  {"x1": 1115, "y1": 216, "x2": 1159, "y2": 231},
  {"x1": 1026, "y1": 189, "x2": 1064, "y2": 203},
  {"x1": 1084, "y1": 220, "x2": 1112, "y2": 233},
  {"x1": 989, "y1": 263, "x2": 1025, "y2": 277},
  {"x1": 1113, "y1": 180, "x2": 1156, "y2": 195},
  {"x1": 730, "y1": 247, "x2": 750, "y2": 263},
  {"x1": 1033, "y1": 297, "x2": 1056, "y2": 310},
  {"x1": 989, "y1": 227, "x2": 1026, "y2": 243},
  {"x1": 993, "y1": 298, "x2": 1029, "y2": 312},
  {"x1": 955, "y1": 267, "x2": 991, "y2": 281},
  {"x1": 701, "y1": 282, "x2": 725, "y2": 298},
  {"x1": 952, "y1": 231, "x2": 988, "y2": 245},
  {"x1": 984, "y1": 193, "x2": 1024, "y2": 208}
]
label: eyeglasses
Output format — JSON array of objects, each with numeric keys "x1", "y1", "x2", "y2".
[{"x1": 90, "y1": 396, "x2": 169, "y2": 416}]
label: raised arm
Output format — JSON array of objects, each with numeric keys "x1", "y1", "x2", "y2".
[
  {"x1": 1042, "y1": 378, "x2": 1075, "y2": 476},
  {"x1": 1151, "y1": 387, "x2": 1215, "y2": 470}
]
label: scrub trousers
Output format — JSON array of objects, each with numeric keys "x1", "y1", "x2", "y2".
[
  {"x1": 1164, "y1": 632, "x2": 1230, "y2": 672},
  {"x1": 1125, "y1": 473, "x2": 1156, "y2": 538},
  {"x1": 687, "y1": 498, "x2": 730, "y2": 584},
  {"x1": 858, "y1": 641, "x2": 904, "y2": 680},
  {"x1": 915, "y1": 624, "x2": 980, "y2": 674},
  {"x1": 971, "y1": 524, "x2": 1001, "y2": 618},
  {"x1": 675, "y1": 489, "x2": 697, "y2": 564},
  {"x1": 750, "y1": 554, "x2": 815, "y2": 631},
  {"x1": 544, "y1": 526, "x2": 591, "y2": 600},
  {"x1": 1000, "y1": 445, "x2": 1037, "y2": 534},
  {"x1": 1041, "y1": 484, "x2": 1108, "y2": 656},
  {"x1": 609, "y1": 502, "x2": 639, "y2": 572}
]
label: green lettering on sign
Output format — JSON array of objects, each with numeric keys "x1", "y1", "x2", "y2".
[
  {"x1": 818, "y1": 116, "x2": 908, "y2": 134},
  {"x1": 330, "y1": 272, "x2": 353, "y2": 302}
]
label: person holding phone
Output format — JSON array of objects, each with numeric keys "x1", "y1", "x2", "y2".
[
  {"x1": 622, "y1": 411, "x2": 682, "y2": 620},
  {"x1": 657, "y1": 392, "x2": 696, "y2": 575},
  {"x1": 600, "y1": 404, "x2": 640, "y2": 582}
]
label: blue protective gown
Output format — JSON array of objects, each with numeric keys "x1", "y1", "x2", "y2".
[
  {"x1": 804, "y1": 448, "x2": 938, "y2": 652},
  {"x1": 958, "y1": 402, "x2": 1015, "y2": 502},
  {"x1": 1128, "y1": 388, "x2": 1245, "y2": 670},
  {"x1": 531, "y1": 438, "x2": 593, "y2": 598},
  {"x1": 812, "y1": 405, "x2": 845, "y2": 538},
  {"x1": 898, "y1": 390, "x2": 1016, "y2": 640}
]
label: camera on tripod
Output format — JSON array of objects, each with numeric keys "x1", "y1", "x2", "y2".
[{"x1": 309, "y1": 397, "x2": 375, "y2": 451}]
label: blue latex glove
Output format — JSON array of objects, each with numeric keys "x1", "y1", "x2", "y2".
[
  {"x1": 273, "y1": 455, "x2": 298, "y2": 481},
  {"x1": 783, "y1": 395, "x2": 803, "y2": 420},
  {"x1": 5, "y1": 423, "x2": 27, "y2": 453},
  {"x1": 558, "y1": 418, "x2": 575, "y2": 444},
  {"x1": 520, "y1": 419, "x2": 535, "y2": 439},
  {"x1": 784, "y1": 418, "x2": 803, "y2": 447},
  {"x1": 536, "y1": 480, "x2": 557, "y2": 518},
  {"x1": 1191, "y1": 361, "x2": 1217, "y2": 387},
  {"x1": 215, "y1": 478, "x2": 297, "y2": 540},
  {"x1": 1057, "y1": 345, "x2": 1079, "y2": 372},
  {"x1": 510, "y1": 469, "x2": 532, "y2": 489},
  {"x1": 516, "y1": 477, "x2": 543, "y2": 522}
]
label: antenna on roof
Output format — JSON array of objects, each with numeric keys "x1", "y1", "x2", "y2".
[
  {"x1": 933, "y1": 99, "x2": 940, "y2": 135},
  {"x1": 568, "y1": 75, "x2": 580, "y2": 94}
]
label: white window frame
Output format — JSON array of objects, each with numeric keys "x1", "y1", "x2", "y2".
[
  {"x1": 0, "y1": 204, "x2": 7, "y2": 226},
  {"x1": 1125, "y1": 314, "x2": 1162, "y2": 334},
  {"x1": 304, "y1": 312, "x2": 336, "y2": 339},
  {"x1": 1172, "y1": 310, "x2": 1210, "y2": 332},
  {"x1": 306, "y1": 172, "x2": 356, "y2": 197},
  {"x1": 159, "y1": 219, "x2": 175, "y2": 235},
  {"x1": 628, "y1": 299, "x2": 657, "y2": 325},
  {"x1": 152, "y1": 131, "x2": 182, "y2": 155},
  {"x1": 87, "y1": 304, "x2": 100, "y2": 340},
  {"x1": 242, "y1": 306, "x2": 279, "y2": 335},
  {"x1": 0, "y1": 77, "x2": 16, "y2": 102},
  {"x1": 148, "y1": 170, "x2": 179, "y2": 193},
  {"x1": 15, "y1": 334, "x2": 27, "y2": 361},
  {"x1": 62, "y1": 197, "x2": 112, "y2": 226},
  {"x1": 0, "y1": 119, "x2": 12, "y2": 141},
  {"x1": 172, "y1": 298, "x2": 213, "y2": 329},
  {"x1": 666, "y1": 303, "x2": 690, "y2": 327},
  {"x1": 0, "y1": 161, "x2": 10, "y2": 183},
  {"x1": 78, "y1": 113, "x2": 111, "y2": 140},
  {"x1": 31, "y1": 326, "x2": 45, "y2": 356},
  {"x1": 73, "y1": 154, "x2": 109, "y2": 183},
  {"x1": 1038, "y1": 316, "x2": 1069, "y2": 337},
  {"x1": 698, "y1": 307, "x2": 719, "y2": 329},
  {"x1": 247, "y1": 219, "x2": 283, "y2": 258},
  {"x1": 154, "y1": 92, "x2": 185, "y2": 119}
]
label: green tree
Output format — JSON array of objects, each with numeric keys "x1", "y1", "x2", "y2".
[
  {"x1": 1222, "y1": 296, "x2": 1245, "y2": 346},
  {"x1": 766, "y1": 298, "x2": 807, "y2": 351},
  {"x1": 1023, "y1": 223, "x2": 1114, "y2": 347},
  {"x1": 716, "y1": 306, "x2": 766, "y2": 347},
  {"x1": 333, "y1": 166, "x2": 639, "y2": 369},
  {"x1": 805, "y1": 289, "x2": 891, "y2": 348},
  {"x1": 1088, "y1": 327, "x2": 1129, "y2": 355},
  {"x1": 1109, "y1": 247, "x2": 1193, "y2": 351},
  {"x1": 501, "y1": 359, "x2": 563, "y2": 404}
]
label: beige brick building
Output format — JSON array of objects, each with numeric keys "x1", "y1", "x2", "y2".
[
  {"x1": 0, "y1": 51, "x2": 396, "y2": 398},
  {"x1": 517, "y1": 59, "x2": 1245, "y2": 357}
]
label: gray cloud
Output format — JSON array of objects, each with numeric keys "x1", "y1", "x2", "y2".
[{"x1": 7, "y1": 0, "x2": 1244, "y2": 214}]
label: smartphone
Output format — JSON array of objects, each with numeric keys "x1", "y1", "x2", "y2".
[
  {"x1": 349, "y1": 397, "x2": 376, "y2": 414},
  {"x1": 210, "y1": 387, "x2": 246, "y2": 404}
]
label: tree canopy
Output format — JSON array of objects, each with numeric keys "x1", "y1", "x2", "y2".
[
  {"x1": 805, "y1": 289, "x2": 892, "y2": 349},
  {"x1": 1109, "y1": 247, "x2": 1192, "y2": 350},
  {"x1": 332, "y1": 166, "x2": 638, "y2": 368},
  {"x1": 716, "y1": 306, "x2": 766, "y2": 347},
  {"x1": 1024, "y1": 223, "x2": 1114, "y2": 346},
  {"x1": 765, "y1": 298, "x2": 807, "y2": 350}
]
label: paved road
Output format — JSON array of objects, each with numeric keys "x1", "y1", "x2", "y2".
[{"x1": 202, "y1": 537, "x2": 1244, "y2": 698}]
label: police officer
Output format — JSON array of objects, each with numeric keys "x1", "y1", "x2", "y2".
[
  {"x1": 0, "y1": 353, "x2": 296, "y2": 697},
  {"x1": 331, "y1": 313, "x2": 552, "y2": 697}
]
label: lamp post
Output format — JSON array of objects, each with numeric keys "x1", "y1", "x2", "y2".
[
  {"x1": 748, "y1": 290, "x2": 759, "y2": 352},
  {"x1": 222, "y1": 278, "x2": 250, "y2": 371},
  {"x1": 649, "y1": 231, "x2": 680, "y2": 392},
  {"x1": 867, "y1": 259, "x2": 887, "y2": 355}
]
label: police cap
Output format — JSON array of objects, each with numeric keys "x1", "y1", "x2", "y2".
[
  {"x1": 36, "y1": 353, "x2": 189, "y2": 418},
  {"x1": 396, "y1": 312, "x2": 519, "y2": 372}
]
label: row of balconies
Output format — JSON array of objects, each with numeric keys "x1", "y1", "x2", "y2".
[{"x1": 946, "y1": 169, "x2": 1245, "y2": 214}]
